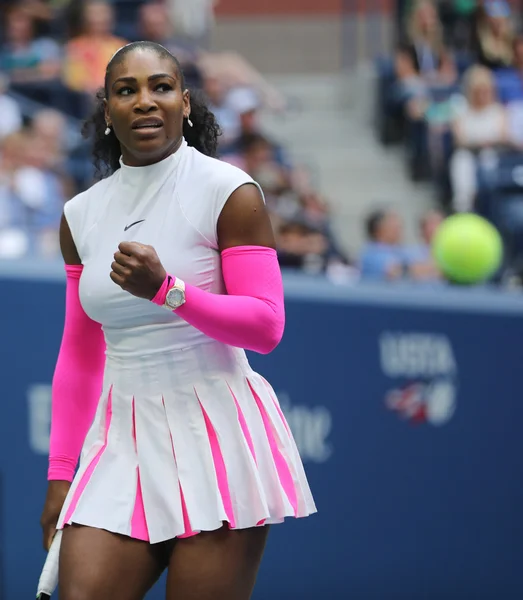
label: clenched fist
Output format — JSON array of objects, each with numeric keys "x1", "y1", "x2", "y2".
[{"x1": 110, "y1": 241, "x2": 167, "y2": 300}]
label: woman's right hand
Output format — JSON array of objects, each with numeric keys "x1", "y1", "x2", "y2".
[{"x1": 40, "y1": 480, "x2": 71, "y2": 551}]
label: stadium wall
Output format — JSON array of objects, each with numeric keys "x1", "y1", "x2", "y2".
[{"x1": 1, "y1": 270, "x2": 523, "y2": 599}]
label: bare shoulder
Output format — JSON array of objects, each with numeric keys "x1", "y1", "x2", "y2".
[{"x1": 217, "y1": 183, "x2": 276, "y2": 252}]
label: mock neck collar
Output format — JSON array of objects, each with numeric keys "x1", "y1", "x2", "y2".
[{"x1": 118, "y1": 138, "x2": 187, "y2": 184}]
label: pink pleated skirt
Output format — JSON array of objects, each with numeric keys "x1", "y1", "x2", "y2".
[{"x1": 57, "y1": 340, "x2": 316, "y2": 544}]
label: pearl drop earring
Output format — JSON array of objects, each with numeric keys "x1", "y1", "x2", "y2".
[{"x1": 105, "y1": 126, "x2": 111, "y2": 136}]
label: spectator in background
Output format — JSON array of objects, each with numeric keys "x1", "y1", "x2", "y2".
[
  {"x1": 393, "y1": 2, "x2": 457, "y2": 121},
  {"x1": 360, "y1": 208, "x2": 437, "y2": 281},
  {"x1": 473, "y1": 0, "x2": 514, "y2": 70},
  {"x1": 298, "y1": 190, "x2": 352, "y2": 277},
  {"x1": 449, "y1": 65, "x2": 508, "y2": 212},
  {"x1": 419, "y1": 208, "x2": 444, "y2": 248},
  {"x1": 230, "y1": 133, "x2": 293, "y2": 216},
  {"x1": 0, "y1": 74, "x2": 22, "y2": 141},
  {"x1": 360, "y1": 209, "x2": 410, "y2": 280},
  {"x1": 226, "y1": 86, "x2": 262, "y2": 138},
  {"x1": 0, "y1": 129, "x2": 64, "y2": 258},
  {"x1": 21, "y1": 130, "x2": 65, "y2": 256},
  {"x1": 0, "y1": 3, "x2": 61, "y2": 83},
  {"x1": 31, "y1": 108, "x2": 77, "y2": 198},
  {"x1": 498, "y1": 38, "x2": 523, "y2": 148},
  {"x1": 202, "y1": 72, "x2": 241, "y2": 147},
  {"x1": 166, "y1": 0, "x2": 216, "y2": 47},
  {"x1": 63, "y1": 0, "x2": 127, "y2": 95},
  {"x1": 276, "y1": 220, "x2": 332, "y2": 275},
  {"x1": 406, "y1": 208, "x2": 444, "y2": 280},
  {"x1": 0, "y1": 132, "x2": 28, "y2": 258},
  {"x1": 404, "y1": 0, "x2": 447, "y2": 80},
  {"x1": 31, "y1": 109, "x2": 66, "y2": 169},
  {"x1": 223, "y1": 86, "x2": 289, "y2": 166},
  {"x1": 5, "y1": 0, "x2": 75, "y2": 39},
  {"x1": 394, "y1": 42, "x2": 431, "y2": 120},
  {"x1": 506, "y1": 100, "x2": 523, "y2": 149},
  {"x1": 496, "y1": 35, "x2": 523, "y2": 104}
]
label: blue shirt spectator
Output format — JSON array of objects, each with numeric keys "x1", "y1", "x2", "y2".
[
  {"x1": 360, "y1": 209, "x2": 410, "y2": 280},
  {"x1": 361, "y1": 208, "x2": 445, "y2": 282},
  {"x1": 360, "y1": 242, "x2": 411, "y2": 280},
  {"x1": 495, "y1": 70, "x2": 523, "y2": 104}
]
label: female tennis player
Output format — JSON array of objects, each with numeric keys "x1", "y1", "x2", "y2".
[{"x1": 38, "y1": 41, "x2": 316, "y2": 600}]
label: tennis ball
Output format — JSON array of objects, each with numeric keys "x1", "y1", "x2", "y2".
[{"x1": 432, "y1": 213, "x2": 503, "y2": 284}]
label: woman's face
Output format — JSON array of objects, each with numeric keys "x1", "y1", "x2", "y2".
[
  {"x1": 105, "y1": 49, "x2": 190, "y2": 167},
  {"x1": 487, "y1": 15, "x2": 509, "y2": 37},
  {"x1": 469, "y1": 80, "x2": 495, "y2": 108},
  {"x1": 415, "y1": 2, "x2": 438, "y2": 35},
  {"x1": 83, "y1": 2, "x2": 113, "y2": 36},
  {"x1": 7, "y1": 9, "x2": 33, "y2": 44},
  {"x1": 378, "y1": 212, "x2": 403, "y2": 245},
  {"x1": 514, "y1": 39, "x2": 523, "y2": 66}
]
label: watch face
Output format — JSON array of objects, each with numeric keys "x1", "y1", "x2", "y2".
[{"x1": 166, "y1": 287, "x2": 185, "y2": 308}]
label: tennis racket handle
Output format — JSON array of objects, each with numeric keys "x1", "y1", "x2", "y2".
[{"x1": 36, "y1": 529, "x2": 62, "y2": 599}]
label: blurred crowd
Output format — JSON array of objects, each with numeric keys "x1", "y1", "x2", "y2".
[
  {"x1": 6, "y1": 0, "x2": 520, "y2": 285},
  {"x1": 0, "y1": 0, "x2": 352, "y2": 279},
  {"x1": 375, "y1": 0, "x2": 523, "y2": 284}
]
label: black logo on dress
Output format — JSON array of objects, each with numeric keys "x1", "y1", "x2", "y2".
[{"x1": 124, "y1": 219, "x2": 145, "y2": 231}]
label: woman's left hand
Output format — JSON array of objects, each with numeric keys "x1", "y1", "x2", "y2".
[{"x1": 111, "y1": 241, "x2": 167, "y2": 300}]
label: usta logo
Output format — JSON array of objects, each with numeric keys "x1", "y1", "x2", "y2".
[{"x1": 380, "y1": 332, "x2": 458, "y2": 426}]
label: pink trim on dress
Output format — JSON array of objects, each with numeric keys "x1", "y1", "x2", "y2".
[
  {"x1": 195, "y1": 389, "x2": 236, "y2": 529},
  {"x1": 247, "y1": 379, "x2": 298, "y2": 516},
  {"x1": 131, "y1": 397, "x2": 149, "y2": 541},
  {"x1": 63, "y1": 387, "x2": 113, "y2": 525},
  {"x1": 130, "y1": 470, "x2": 149, "y2": 541},
  {"x1": 177, "y1": 486, "x2": 198, "y2": 539}
]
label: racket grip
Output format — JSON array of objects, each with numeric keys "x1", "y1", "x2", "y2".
[{"x1": 36, "y1": 529, "x2": 62, "y2": 599}]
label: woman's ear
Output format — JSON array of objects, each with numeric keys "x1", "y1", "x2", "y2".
[
  {"x1": 183, "y1": 89, "x2": 191, "y2": 119},
  {"x1": 103, "y1": 97, "x2": 110, "y2": 126}
]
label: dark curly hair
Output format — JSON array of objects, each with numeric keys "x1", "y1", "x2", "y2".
[{"x1": 83, "y1": 41, "x2": 221, "y2": 179}]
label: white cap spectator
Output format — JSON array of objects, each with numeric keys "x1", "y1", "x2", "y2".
[{"x1": 226, "y1": 87, "x2": 261, "y2": 116}]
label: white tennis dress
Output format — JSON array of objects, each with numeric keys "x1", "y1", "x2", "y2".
[{"x1": 56, "y1": 139, "x2": 316, "y2": 544}]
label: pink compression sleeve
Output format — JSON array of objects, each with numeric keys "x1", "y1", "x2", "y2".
[
  {"x1": 48, "y1": 265, "x2": 106, "y2": 481},
  {"x1": 152, "y1": 246, "x2": 285, "y2": 354}
]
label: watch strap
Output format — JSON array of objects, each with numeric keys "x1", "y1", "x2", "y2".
[{"x1": 151, "y1": 274, "x2": 172, "y2": 306}]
